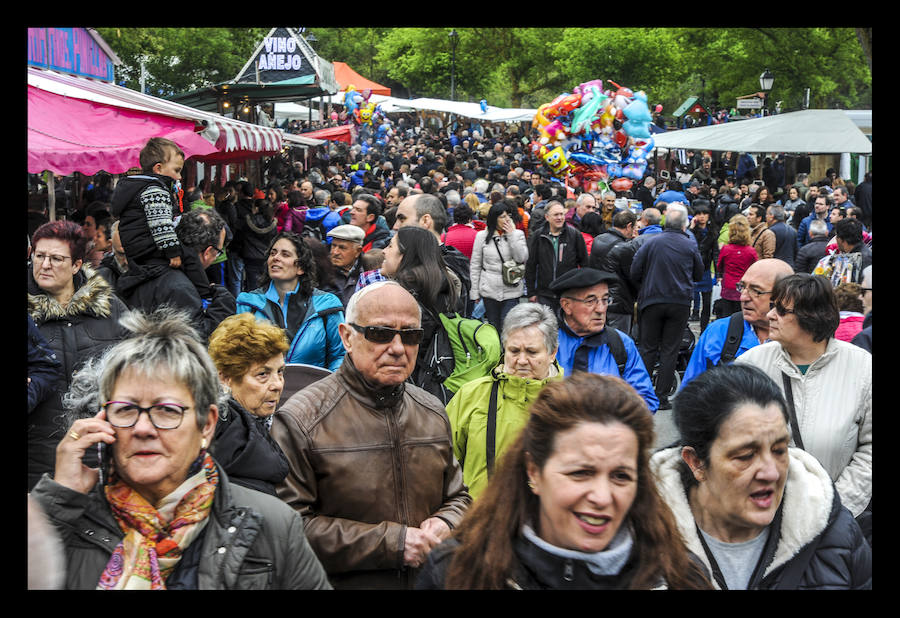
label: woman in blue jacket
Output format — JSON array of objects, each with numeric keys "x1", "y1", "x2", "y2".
[{"x1": 236, "y1": 231, "x2": 345, "y2": 371}]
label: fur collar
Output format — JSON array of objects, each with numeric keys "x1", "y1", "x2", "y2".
[
  {"x1": 650, "y1": 446, "x2": 833, "y2": 588},
  {"x1": 28, "y1": 264, "x2": 116, "y2": 323}
]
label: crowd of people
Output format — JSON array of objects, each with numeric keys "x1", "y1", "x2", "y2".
[{"x1": 26, "y1": 118, "x2": 871, "y2": 589}]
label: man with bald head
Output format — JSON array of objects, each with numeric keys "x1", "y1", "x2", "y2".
[
  {"x1": 681, "y1": 258, "x2": 794, "y2": 387},
  {"x1": 271, "y1": 282, "x2": 471, "y2": 589}
]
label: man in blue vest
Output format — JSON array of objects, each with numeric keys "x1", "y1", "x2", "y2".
[
  {"x1": 681, "y1": 258, "x2": 794, "y2": 387},
  {"x1": 551, "y1": 268, "x2": 659, "y2": 412}
]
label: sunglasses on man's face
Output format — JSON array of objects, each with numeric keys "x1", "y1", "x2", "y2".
[{"x1": 349, "y1": 323, "x2": 424, "y2": 345}]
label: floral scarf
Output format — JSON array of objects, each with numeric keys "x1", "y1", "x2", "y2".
[{"x1": 97, "y1": 451, "x2": 218, "y2": 590}]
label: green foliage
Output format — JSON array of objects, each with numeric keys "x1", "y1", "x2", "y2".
[{"x1": 96, "y1": 27, "x2": 871, "y2": 112}]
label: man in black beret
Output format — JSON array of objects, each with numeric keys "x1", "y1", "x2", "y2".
[{"x1": 550, "y1": 268, "x2": 659, "y2": 412}]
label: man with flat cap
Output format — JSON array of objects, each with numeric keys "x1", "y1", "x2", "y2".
[
  {"x1": 327, "y1": 224, "x2": 366, "y2": 307},
  {"x1": 550, "y1": 267, "x2": 659, "y2": 412}
]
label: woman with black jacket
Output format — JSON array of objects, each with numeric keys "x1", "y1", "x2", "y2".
[{"x1": 238, "y1": 199, "x2": 278, "y2": 291}]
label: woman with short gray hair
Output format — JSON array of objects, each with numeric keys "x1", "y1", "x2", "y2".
[
  {"x1": 446, "y1": 303, "x2": 563, "y2": 500},
  {"x1": 31, "y1": 307, "x2": 331, "y2": 590}
]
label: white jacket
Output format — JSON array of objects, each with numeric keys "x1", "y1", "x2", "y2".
[
  {"x1": 469, "y1": 229, "x2": 528, "y2": 302},
  {"x1": 734, "y1": 339, "x2": 871, "y2": 517}
]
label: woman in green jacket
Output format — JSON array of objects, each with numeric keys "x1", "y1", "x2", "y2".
[{"x1": 446, "y1": 302, "x2": 563, "y2": 500}]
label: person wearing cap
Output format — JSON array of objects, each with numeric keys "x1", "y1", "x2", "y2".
[
  {"x1": 327, "y1": 224, "x2": 365, "y2": 307},
  {"x1": 550, "y1": 267, "x2": 659, "y2": 412}
]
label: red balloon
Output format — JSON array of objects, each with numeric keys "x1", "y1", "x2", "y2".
[
  {"x1": 613, "y1": 130, "x2": 628, "y2": 148},
  {"x1": 611, "y1": 177, "x2": 633, "y2": 192}
]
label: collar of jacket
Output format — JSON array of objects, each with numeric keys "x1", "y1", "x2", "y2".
[
  {"x1": 559, "y1": 316, "x2": 608, "y2": 348},
  {"x1": 773, "y1": 338, "x2": 839, "y2": 379},
  {"x1": 337, "y1": 353, "x2": 406, "y2": 410},
  {"x1": 27, "y1": 263, "x2": 115, "y2": 323}
]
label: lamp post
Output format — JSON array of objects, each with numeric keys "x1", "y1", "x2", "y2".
[
  {"x1": 759, "y1": 68, "x2": 775, "y2": 116},
  {"x1": 449, "y1": 29, "x2": 459, "y2": 102}
]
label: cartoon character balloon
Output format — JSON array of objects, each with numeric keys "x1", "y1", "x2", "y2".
[{"x1": 531, "y1": 79, "x2": 655, "y2": 194}]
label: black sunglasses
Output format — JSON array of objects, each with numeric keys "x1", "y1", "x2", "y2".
[
  {"x1": 349, "y1": 323, "x2": 424, "y2": 345},
  {"x1": 769, "y1": 301, "x2": 796, "y2": 316}
]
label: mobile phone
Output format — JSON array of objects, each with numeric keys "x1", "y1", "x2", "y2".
[{"x1": 97, "y1": 442, "x2": 111, "y2": 486}]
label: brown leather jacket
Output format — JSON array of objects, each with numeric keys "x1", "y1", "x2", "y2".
[{"x1": 271, "y1": 354, "x2": 472, "y2": 589}]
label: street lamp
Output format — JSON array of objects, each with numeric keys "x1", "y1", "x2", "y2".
[
  {"x1": 448, "y1": 29, "x2": 459, "y2": 102},
  {"x1": 759, "y1": 68, "x2": 774, "y2": 116}
]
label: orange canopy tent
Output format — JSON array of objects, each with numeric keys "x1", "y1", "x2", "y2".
[{"x1": 333, "y1": 62, "x2": 391, "y2": 96}]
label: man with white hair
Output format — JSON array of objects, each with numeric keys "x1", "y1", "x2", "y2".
[
  {"x1": 630, "y1": 203, "x2": 704, "y2": 408},
  {"x1": 564, "y1": 192, "x2": 597, "y2": 231},
  {"x1": 271, "y1": 282, "x2": 471, "y2": 589}
]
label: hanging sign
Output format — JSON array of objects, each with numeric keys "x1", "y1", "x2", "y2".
[{"x1": 257, "y1": 36, "x2": 304, "y2": 71}]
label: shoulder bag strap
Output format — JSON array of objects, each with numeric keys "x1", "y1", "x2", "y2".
[
  {"x1": 781, "y1": 372, "x2": 805, "y2": 450},
  {"x1": 486, "y1": 380, "x2": 500, "y2": 478}
]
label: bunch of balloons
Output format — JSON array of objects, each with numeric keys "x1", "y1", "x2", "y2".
[
  {"x1": 343, "y1": 85, "x2": 378, "y2": 128},
  {"x1": 531, "y1": 79, "x2": 657, "y2": 193}
]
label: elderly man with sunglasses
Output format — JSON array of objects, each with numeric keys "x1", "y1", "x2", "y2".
[{"x1": 270, "y1": 281, "x2": 471, "y2": 590}]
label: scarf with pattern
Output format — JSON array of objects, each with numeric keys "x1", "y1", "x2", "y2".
[{"x1": 97, "y1": 451, "x2": 218, "y2": 590}]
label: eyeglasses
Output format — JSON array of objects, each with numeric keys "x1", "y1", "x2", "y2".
[
  {"x1": 349, "y1": 323, "x2": 425, "y2": 345},
  {"x1": 562, "y1": 294, "x2": 613, "y2": 308},
  {"x1": 768, "y1": 302, "x2": 796, "y2": 316},
  {"x1": 103, "y1": 401, "x2": 189, "y2": 429},
  {"x1": 33, "y1": 253, "x2": 72, "y2": 266},
  {"x1": 210, "y1": 245, "x2": 225, "y2": 258},
  {"x1": 736, "y1": 282, "x2": 771, "y2": 298}
]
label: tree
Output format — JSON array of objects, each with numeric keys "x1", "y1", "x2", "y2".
[{"x1": 96, "y1": 28, "x2": 269, "y2": 96}]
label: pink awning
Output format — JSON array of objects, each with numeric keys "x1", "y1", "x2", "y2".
[
  {"x1": 28, "y1": 85, "x2": 219, "y2": 176},
  {"x1": 28, "y1": 67, "x2": 284, "y2": 174}
]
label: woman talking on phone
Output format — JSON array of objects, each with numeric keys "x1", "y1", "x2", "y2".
[{"x1": 29, "y1": 308, "x2": 331, "y2": 590}]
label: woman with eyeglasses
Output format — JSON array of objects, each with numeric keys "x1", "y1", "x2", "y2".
[
  {"x1": 734, "y1": 273, "x2": 871, "y2": 543},
  {"x1": 715, "y1": 214, "x2": 758, "y2": 319},
  {"x1": 236, "y1": 231, "x2": 345, "y2": 371},
  {"x1": 29, "y1": 308, "x2": 331, "y2": 589},
  {"x1": 27, "y1": 221, "x2": 129, "y2": 491}
]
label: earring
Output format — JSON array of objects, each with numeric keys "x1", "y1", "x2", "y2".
[
  {"x1": 527, "y1": 479, "x2": 535, "y2": 490},
  {"x1": 201, "y1": 438, "x2": 208, "y2": 450}
]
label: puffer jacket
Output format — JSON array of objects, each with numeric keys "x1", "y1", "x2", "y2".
[
  {"x1": 650, "y1": 446, "x2": 871, "y2": 589},
  {"x1": 270, "y1": 354, "x2": 472, "y2": 589},
  {"x1": 28, "y1": 463, "x2": 332, "y2": 590},
  {"x1": 735, "y1": 339, "x2": 871, "y2": 517},
  {"x1": 27, "y1": 264, "x2": 129, "y2": 491},
  {"x1": 446, "y1": 362, "x2": 564, "y2": 500},
  {"x1": 469, "y1": 228, "x2": 528, "y2": 302},
  {"x1": 109, "y1": 173, "x2": 181, "y2": 262},
  {"x1": 236, "y1": 282, "x2": 345, "y2": 371}
]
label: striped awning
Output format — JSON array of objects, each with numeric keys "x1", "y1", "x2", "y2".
[{"x1": 28, "y1": 67, "x2": 282, "y2": 162}]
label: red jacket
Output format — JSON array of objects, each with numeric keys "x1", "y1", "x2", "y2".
[{"x1": 442, "y1": 224, "x2": 479, "y2": 260}]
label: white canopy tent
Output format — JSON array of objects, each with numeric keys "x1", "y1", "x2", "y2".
[
  {"x1": 651, "y1": 109, "x2": 872, "y2": 154},
  {"x1": 385, "y1": 97, "x2": 536, "y2": 123}
]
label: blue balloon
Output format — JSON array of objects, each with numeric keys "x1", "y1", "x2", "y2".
[{"x1": 480, "y1": 99, "x2": 488, "y2": 113}]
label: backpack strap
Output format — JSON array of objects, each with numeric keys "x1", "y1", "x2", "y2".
[
  {"x1": 781, "y1": 372, "x2": 805, "y2": 450},
  {"x1": 718, "y1": 310, "x2": 745, "y2": 365},
  {"x1": 604, "y1": 327, "x2": 627, "y2": 377},
  {"x1": 486, "y1": 380, "x2": 500, "y2": 479}
]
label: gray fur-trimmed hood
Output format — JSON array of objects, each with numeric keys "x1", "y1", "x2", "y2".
[
  {"x1": 649, "y1": 446, "x2": 834, "y2": 588},
  {"x1": 28, "y1": 263, "x2": 118, "y2": 323}
]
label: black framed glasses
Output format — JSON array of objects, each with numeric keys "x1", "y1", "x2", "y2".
[
  {"x1": 736, "y1": 282, "x2": 771, "y2": 298},
  {"x1": 349, "y1": 323, "x2": 425, "y2": 345},
  {"x1": 103, "y1": 401, "x2": 189, "y2": 429},
  {"x1": 768, "y1": 301, "x2": 796, "y2": 317},
  {"x1": 562, "y1": 294, "x2": 612, "y2": 308},
  {"x1": 210, "y1": 245, "x2": 225, "y2": 258}
]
